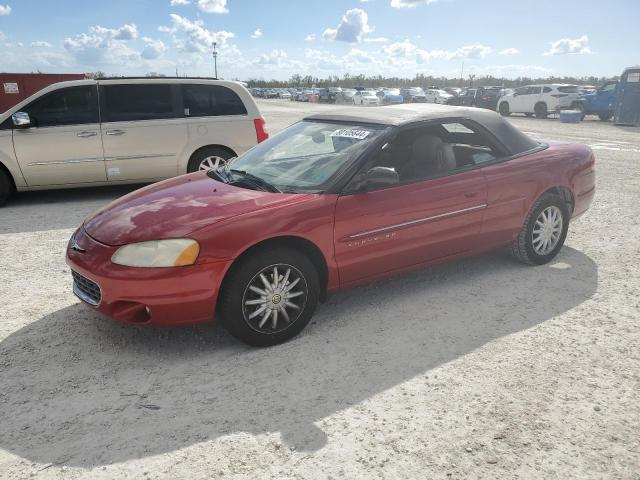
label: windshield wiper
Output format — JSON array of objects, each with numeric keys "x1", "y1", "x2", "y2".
[
  {"x1": 206, "y1": 168, "x2": 231, "y2": 183},
  {"x1": 229, "y1": 169, "x2": 281, "y2": 193}
]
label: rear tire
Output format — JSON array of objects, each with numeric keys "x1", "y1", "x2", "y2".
[
  {"x1": 511, "y1": 193, "x2": 570, "y2": 265},
  {"x1": 218, "y1": 248, "x2": 320, "y2": 347},
  {"x1": 498, "y1": 102, "x2": 511, "y2": 116},
  {"x1": 572, "y1": 102, "x2": 586, "y2": 120},
  {"x1": 187, "y1": 147, "x2": 235, "y2": 173},
  {"x1": 0, "y1": 169, "x2": 13, "y2": 207},
  {"x1": 599, "y1": 112, "x2": 613, "y2": 121},
  {"x1": 534, "y1": 102, "x2": 548, "y2": 119}
]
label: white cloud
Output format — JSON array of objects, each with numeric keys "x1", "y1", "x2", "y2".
[
  {"x1": 364, "y1": 37, "x2": 388, "y2": 43},
  {"x1": 251, "y1": 28, "x2": 262, "y2": 39},
  {"x1": 160, "y1": 14, "x2": 234, "y2": 52},
  {"x1": 170, "y1": 0, "x2": 190, "y2": 5},
  {"x1": 31, "y1": 41, "x2": 53, "y2": 48},
  {"x1": 544, "y1": 35, "x2": 591, "y2": 56},
  {"x1": 305, "y1": 34, "x2": 316, "y2": 42},
  {"x1": 141, "y1": 37, "x2": 167, "y2": 60},
  {"x1": 197, "y1": 0, "x2": 228, "y2": 14},
  {"x1": 0, "y1": 31, "x2": 6, "y2": 41},
  {"x1": 390, "y1": 0, "x2": 438, "y2": 8},
  {"x1": 323, "y1": 8, "x2": 372, "y2": 43},
  {"x1": 345, "y1": 48, "x2": 374, "y2": 64},
  {"x1": 0, "y1": 4, "x2": 11, "y2": 16},
  {"x1": 382, "y1": 40, "x2": 431, "y2": 64},
  {"x1": 256, "y1": 49, "x2": 287, "y2": 65},
  {"x1": 63, "y1": 24, "x2": 140, "y2": 66},
  {"x1": 499, "y1": 48, "x2": 519, "y2": 55},
  {"x1": 449, "y1": 44, "x2": 492, "y2": 60}
]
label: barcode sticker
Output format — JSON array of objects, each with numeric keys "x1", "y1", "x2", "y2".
[{"x1": 330, "y1": 129, "x2": 371, "y2": 140}]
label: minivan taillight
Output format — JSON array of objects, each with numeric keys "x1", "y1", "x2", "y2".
[{"x1": 254, "y1": 118, "x2": 269, "y2": 143}]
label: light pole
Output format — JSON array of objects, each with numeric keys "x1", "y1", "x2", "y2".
[{"x1": 212, "y1": 42, "x2": 218, "y2": 79}]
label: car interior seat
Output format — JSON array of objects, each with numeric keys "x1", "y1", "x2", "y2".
[{"x1": 400, "y1": 134, "x2": 457, "y2": 180}]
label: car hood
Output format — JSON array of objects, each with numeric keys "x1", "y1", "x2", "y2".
[{"x1": 83, "y1": 172, "x2": 310, "y2": 246}]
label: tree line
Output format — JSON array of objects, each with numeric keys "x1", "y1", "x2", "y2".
[{"x1": 245, "y1": 73, "x2": 616, "y2": 89}]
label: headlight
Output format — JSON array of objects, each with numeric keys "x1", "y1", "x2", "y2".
[{"x1": 111, "y1": 239, "x2": 200, "y2": 268}]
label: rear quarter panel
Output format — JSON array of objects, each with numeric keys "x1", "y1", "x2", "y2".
[{"x1": 480, "y1": 142, "x2": 594, "y2": 246}]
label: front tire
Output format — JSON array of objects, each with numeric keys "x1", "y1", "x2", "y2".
[
  {"x1": 218, "y1": 248, "x2": 320, "y2": 347},
  {"x1": 511, "y1": 193, "x2": 570, "y2": 265},
  {"x1": 599, "y1": 112, "x2": 613, "y2": 121},
  {"x1": 499, "y1": 102, "x2": 511, "y2": 116},
  {"x1": 0, "y1": 169, "x2": 13, "y2": 207}
]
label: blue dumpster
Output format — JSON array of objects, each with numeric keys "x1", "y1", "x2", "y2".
[{"x1": 614, "y1": 66, "x2": 640, "y2": 126}]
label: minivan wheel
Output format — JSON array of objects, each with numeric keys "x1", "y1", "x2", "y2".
[
  {"x1": 534, "y1": 102, "x2": 548, "y2": 119},
  {"x1": 498, "y1": 102, "x2": 510, "y2": 116},
  {"x1": 599, "y1": 112, "x2": 613, "y2": 121},
  {"x1": 0, "y1": 169, "x2": 13, "y2": 207},
  {"x1": 219, "y1": 248, "x2": 320, "y2": 347},
  {"x1": 511, "y1": 193, "x2": 570, "y2": 265},
  {"x1": 187, "y1": 147, "x2": 235, "y2": 173}
]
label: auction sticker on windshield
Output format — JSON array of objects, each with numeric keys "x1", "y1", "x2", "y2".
[{"x1": 330, "y1": 129, "x2": 371, "y2": 140}]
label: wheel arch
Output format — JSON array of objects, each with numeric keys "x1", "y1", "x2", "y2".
[
  {"x1": 186, "y1": 144, "x2": 238, "y2": 173},
  {"x1": 0, "y1": 160, "x2": 17, "y2": 192},
  {"x1": 218, "y1": 235, "x2": 330, "y2": 307},
  {"x1": 536, "y1": 186, "x2": 575, "y2": 215}
]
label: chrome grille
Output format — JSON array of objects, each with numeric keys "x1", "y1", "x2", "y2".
[{"x1": 72, "y1": 270, "x2": 101, "y2": 306}]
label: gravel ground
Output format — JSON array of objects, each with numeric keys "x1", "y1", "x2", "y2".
[{"x1": 0, "y1": 100, "x2": 638, "y2": 480}]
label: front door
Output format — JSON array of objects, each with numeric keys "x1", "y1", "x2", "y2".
[
  {"x1": 99, "y1": 83, "x2": 187, "y2": 182},
  {"x1": 12, "y1": 85, "x2": 106, "y2": 186},
  {"x1": 334, "y1": 122, "x2": 490, "y2": 286}
]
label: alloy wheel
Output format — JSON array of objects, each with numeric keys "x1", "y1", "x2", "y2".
[
  {"x1": 532, "y1": 206, "x2": 563, "y2": 255},
  {"x1": 242, "y1": 264, "x2": 308, "y2": 334},
  {"x1": 198, "y1": 156, "x2": 227, "y2": 171}
]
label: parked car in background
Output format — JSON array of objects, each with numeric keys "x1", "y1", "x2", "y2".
[
  {"x1": 0, "y1": 78, "x2": 268, "y2": 205},
  {"x1": 318, "y1": 87, "x2": 342, "y2": 103},
  {"x1": 353, "y1": 90, "x2": 380, "y2": 106},
  {"x1": 498, "y1": 84, "x2": 581, "y2": 118},
  {"x1": 577, "y1": 80, "x2": 618, "y2": 121},
  {"x1": 425, "y1": 89, "x2": 453, "y2": 104},
  {"x1": 377, "y1": 88, "x2": 404, "y2": 105},
  {"x1": 443, "y1": 87, "x2": 462, "y2": 97},
  {"x1": 447, "y1": 86, "x2": 503, "y2": 110},
  {"x1": 277, "y1": 89, "x2": 292, "y2": 100},
  {"x1": 400, "y1": 87, "x2": 427, "y2": 103},
  {"x1": 65, "y1": 104, "x2": 595, "y2": 346},
  {"x1": 335, "y1": 89, "x2": 357, "y2": 104}
]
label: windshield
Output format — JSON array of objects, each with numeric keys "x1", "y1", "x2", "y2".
[
  {"x1": 409, "y1": 88, "x2": 425, "y2": 95},
  {"x1": 385, "y1": 88, "x2": 400, "y2": 95},
  {"x1": 362, "y1": 90, "x2": 376, "y2": 96},
  {"x1": 226, "y1": 121, "x2": 388, "y2": 193}
]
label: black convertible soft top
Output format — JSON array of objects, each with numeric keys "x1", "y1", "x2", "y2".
[{"x1": 304, "y1": 104, "x2": 539, "y2": 155}]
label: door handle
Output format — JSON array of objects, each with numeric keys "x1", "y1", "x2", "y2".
[
  {"x1": 105, "y1": 130, "x2": 126, "y2": 136},
  {"x1": 76, "y1": 131, "x2": 98, "y2": 138},
  {"x1": 464, "y1": 192, "x2": 480, "y2": 198}
]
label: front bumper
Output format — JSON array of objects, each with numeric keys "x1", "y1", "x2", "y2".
[{"x1": 65, "y1": 227, "x2": 229, "y2": 326}]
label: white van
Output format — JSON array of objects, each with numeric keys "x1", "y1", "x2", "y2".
[{"x1": 0, "y1": 78, "x2": 268, "y2": 205}]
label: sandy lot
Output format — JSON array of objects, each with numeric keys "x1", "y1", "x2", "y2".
[{"x1": 0, "y1": 100, "x2": 639, "y2": 480}]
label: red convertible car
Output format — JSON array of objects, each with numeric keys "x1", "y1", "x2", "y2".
[{"x1": 66, "y1": 104, "x2": 595, "y2": 346}]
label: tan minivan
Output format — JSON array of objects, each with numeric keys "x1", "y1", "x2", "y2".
[{"x1": 0, "y1": 78, "x2": 268, "y2": 205}]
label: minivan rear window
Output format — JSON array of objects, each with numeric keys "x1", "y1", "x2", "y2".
[
  {"x1": 102, "y1": 84, "x2": 177, "y2": 122},
  {"x1": 182, "y1": 84, "x2": 247, "y2": 117}
]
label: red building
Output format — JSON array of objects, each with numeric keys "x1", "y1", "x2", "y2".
[{"x1": 0, "y1": 73, "x2": 86, "y2": 113}]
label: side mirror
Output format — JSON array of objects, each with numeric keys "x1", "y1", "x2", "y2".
[
  {"x1": 12, "y1": 112, "x2": 32, "y2": 129},
  {"x1": 362, "y1": 166, "x2": 399, "y2": 191}
]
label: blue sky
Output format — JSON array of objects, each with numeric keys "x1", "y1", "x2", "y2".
[{"x1": 0, "y1": 0, "x2": 638, "y2": 80}]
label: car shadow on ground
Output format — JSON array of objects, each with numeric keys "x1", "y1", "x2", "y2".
[
  {"x1": 0, "y1": 247, "x2": 597, "y2": 467},
  {"x1": 1, "y1": 185, "x2": 145, "y2": 235}
]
